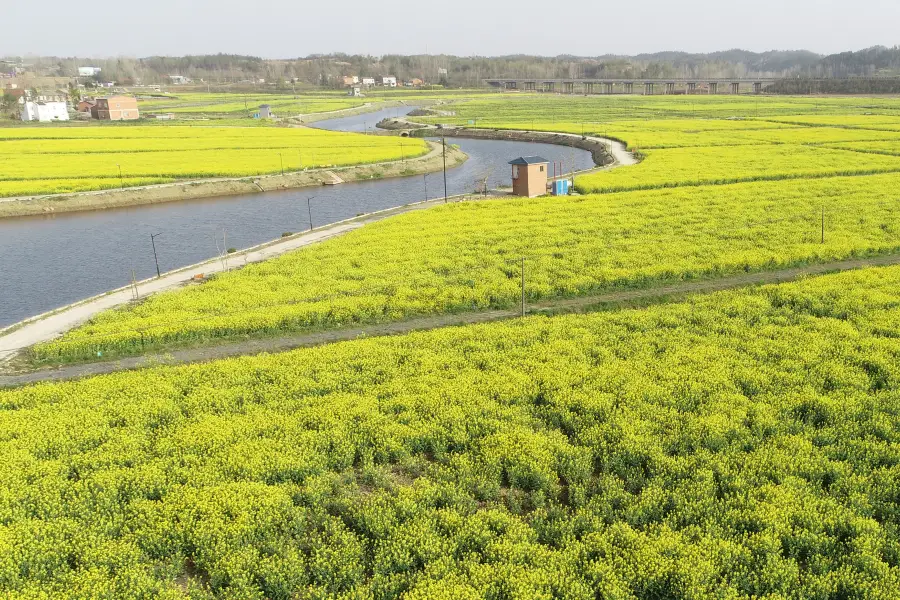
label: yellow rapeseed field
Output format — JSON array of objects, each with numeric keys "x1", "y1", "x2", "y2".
[{"x1": 0, "y1": 126, "x2": 428, "y2": 197}]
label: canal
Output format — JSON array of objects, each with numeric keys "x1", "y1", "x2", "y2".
[{"x1": 0, "y1": 107, "x2": 594, "y2": 328}]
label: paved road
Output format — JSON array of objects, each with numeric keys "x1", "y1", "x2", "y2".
[{"x1": 3, "y1": 252, "x2": 900, "y2": 388}]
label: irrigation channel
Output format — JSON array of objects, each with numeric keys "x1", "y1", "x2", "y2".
[{"x1": 0, "y1": 107, "x2": 595, "y2": 329}]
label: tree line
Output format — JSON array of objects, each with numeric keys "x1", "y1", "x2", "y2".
[{"x1": 3, "y1": 46, "x2": 899, "y2": 89}]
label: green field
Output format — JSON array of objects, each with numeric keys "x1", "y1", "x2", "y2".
[
  {"x1": 0, "y1": 125, "x2": 428, "y2": 197},
  {"x1": 136, "y1": 89, "x2": 493, "y2": 116},
  {"x1": 138, "y1": 93, "x2": 368, "y2": 115},
  {"x1": 6, "y1": 267, "x2": 900, "y2": 597}
]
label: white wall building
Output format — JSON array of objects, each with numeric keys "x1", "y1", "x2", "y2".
[
  {"x1": 379, "y1": 76, "x2": 397, "y2": 87},
  {"x1": 78, "y1": 66, "x2": 101, "y2": 77},
  {"x1": 21, "y1": 101, "x2": 69, "y2": 122},
  {"x1": 361, "y1": 77, "x2": 376, "y2": 87}
]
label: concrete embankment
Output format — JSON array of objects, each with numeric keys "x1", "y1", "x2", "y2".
[
  {"x1": 396, "y1": 124, "x2": 618, "y2": 168},
  {"x1": 0, "y1": 141, "x2": 467, "y2": 219}
]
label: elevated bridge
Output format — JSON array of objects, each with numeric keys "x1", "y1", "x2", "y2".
[{"x1": 483, "y1": 78, "x2": 779, "y2": 94}]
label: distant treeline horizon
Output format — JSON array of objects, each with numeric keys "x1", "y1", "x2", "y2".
[{"x1": 4, "y1": 46, "x2": 900, "y2": 88}]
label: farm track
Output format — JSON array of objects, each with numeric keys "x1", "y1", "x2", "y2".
[
  {"x1": 0, "y1": 190, "x2": 487, "y2": 366},
  {"x1": 4, "y1": 251, "x2": 900, "y2": 387}
]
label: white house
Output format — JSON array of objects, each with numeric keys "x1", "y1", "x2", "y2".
[
  {"x1": 361, "y1": 77, "x2": 376, "y2": 87},
  {"x1": 379, "y1": 76, "x2": 397, "y2": 87},
  {"x1": 78, "y1": 66, "x2": 101, "y2": 77},
  {"x1": 168, "y1": 75, "x2": 191, "y2": 84},
  {"x1": 21, "y1": 101, "x2": 69, "y2": 122}
]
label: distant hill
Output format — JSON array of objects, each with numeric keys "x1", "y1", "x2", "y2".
[{"x1": 815, "y1": 45, "x2": 900, "y2": 77}]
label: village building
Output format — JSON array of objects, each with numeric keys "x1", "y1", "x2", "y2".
[
  {"x1": 168, "y1": 75, "x2": 190, "y2": 84},
  {"x1": 379, "y1": 76, "x2": 397, "y2": 87},
  {"x1": 258, "y1": 104, "x2": 274, "y2": 119},
  {"x1": 78, "y1": 66, "x2": 102, "y2": 77},
  {"x1": 342, "y1": 75, "x2": 359, "y2": 86},
  {"x1": 361, "y1": 77, "x2": 376, "y2": 87},
  {"x1": 91, "y1": 96, "x2": 139, "y2": 120},
  {"x1": 21, "y1": 100, "x2": 69, "y2": 122},
  {"x1": 76, "y1": 100, "x2": 96, "y2": 113},
  {"x1": 348, "y1": 86, "x2": 363, "y2": 97},
  {"x1": 509, "y1": 156, "x2": 549, "y2": 198}
]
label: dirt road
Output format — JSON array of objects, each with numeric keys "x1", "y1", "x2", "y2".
[
  {"x1": 0, "y1": 192, "x2": 479, "y2": 365},
  {"x1": 4, "y1": 252, "x2": 900, "y2": 387}
]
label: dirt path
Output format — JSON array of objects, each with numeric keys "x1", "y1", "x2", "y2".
[
  {"x1": 4, "y1": 252, "x2": 900, "y2": 388},
  {"x1": 0, "y1": 191, "x2": 482, "y2": 366}
]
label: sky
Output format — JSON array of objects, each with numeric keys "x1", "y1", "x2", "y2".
[{"x1": 2, "y1": 0, "x2": 899, "y2": 58}]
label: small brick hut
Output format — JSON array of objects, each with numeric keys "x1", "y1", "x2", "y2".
[{"x1": 509, "y1": 156, "x2": 548, "y2": 197}]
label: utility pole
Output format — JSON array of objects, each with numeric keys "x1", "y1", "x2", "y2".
[
  {"x1": 280, "y1": 152, "x2": 284, "y2": 176},
  {"x1": 307, "y1": 196, "x2": 316, "y2": 231},
  {"x1": 520, "y1": 257, "x2": 526, "y2": 317},
  {"x1": 442, "y1": 136, "x2": 448, "y2": 203},
  {"x1": 117, "y1": 163, "x2": 123, "y2": 189},
  {"x1": 150, "y1": 232, "x2": 162, "y2": 278}
]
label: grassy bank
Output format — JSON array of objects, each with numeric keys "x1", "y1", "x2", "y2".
[{"x1": 0, "y1": 142, "x2": 465, "y2": 219}]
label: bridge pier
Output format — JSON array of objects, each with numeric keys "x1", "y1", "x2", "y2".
[
  {"x1": 505, "y1": 81, "x2": 517, "y2": 90},
  {"x1": 709, "y1": 82, "x2": 718, "y2": 94},
  {"x1": 665, "y1": 82, "x2": 675, "y2": 94},
  {"x1": 753, "y1": 82, "x2": 762, "y2": 94},
  {"x1": 604, "y1": 82, "x2": 613, "y2": 94},
  {"x1": 584, "y1": 82, "x2": 593, "y2": 94},
  {"x1": 731, "y1": 82, "x2": 740, "y2": 94},
  {"x1": 624, "y1": 82, "x2": 634, "y2": 94},
  {"x1": 564, "y1": 81, "x2": 574, "y2": 94},
  {"x1": 544, "y1": 81, "x2": 555, "y2": 93},
  {"x1": 645, "y1": 82, "x2": 654, "y2": 95},
  {"x1": 686, "y1": 82, "x2": 697, "y2": 94},
  {"x1": 523, "y1": 81, "x2": 535, "y2": 92}
]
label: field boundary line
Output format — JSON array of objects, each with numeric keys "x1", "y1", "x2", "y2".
[
  {"x1": 5, "y1": 251, "x2": 900, "y2": 387},
  {"x1": 0, "y1": 189, "x2": 494, "y2": 365}
]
